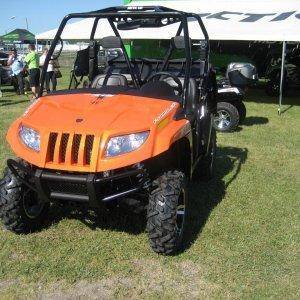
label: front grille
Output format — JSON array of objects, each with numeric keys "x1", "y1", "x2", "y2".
[
  {"x1": 47, "y1": 181, "x2": 88, "y2": 195},
  {"x1": 47, "y1": 132, "x2": 95, "y2": 166}
]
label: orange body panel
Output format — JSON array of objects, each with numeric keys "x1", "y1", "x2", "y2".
[{"x1": 6, "y1": 93, "x2": 191, "y2": 172}]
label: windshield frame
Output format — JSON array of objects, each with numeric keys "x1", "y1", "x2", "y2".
[{"x1": 40, "y1": 6, "x2": 209, "y2": 109}]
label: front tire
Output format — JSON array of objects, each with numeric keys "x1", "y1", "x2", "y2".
[
  {"x1": 213, "y1": 102, "x2": 240, "y2": 132},
  {"x1": 0, "y1": 166, "x2": 49, "y2": 233},
  {"x1": 147, "y1": 171, "x2": 187, "y2": 255}
]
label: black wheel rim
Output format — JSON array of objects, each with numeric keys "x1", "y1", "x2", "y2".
[
  {"x1": 214, "y1": 110, "x2": 231, "y2": 130},
  {"x1": 176, "y1": 189, "x2": 186, "y2": 235},
  {"x1": 22, "y1": 189, "x2": 44, "y2": 219}
]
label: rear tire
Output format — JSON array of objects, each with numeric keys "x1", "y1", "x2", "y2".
[
  {"x1": 213, "y1": 102, "x2": 239, "y2": 132},
  {"x1": 147, "y1": 171, "x2": 187, "y2": 255},
  {"x1": 0, "y1": 166, "x2": 49, "y2": 233}
]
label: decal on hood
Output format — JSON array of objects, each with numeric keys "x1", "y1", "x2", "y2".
[{"x1": 91, "y1": 94, "x2": 115, "y2": 104}]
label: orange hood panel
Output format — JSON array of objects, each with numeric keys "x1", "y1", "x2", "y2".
[
  {"x1": 23, "y1": 93, "x2": 174, "y2": 133},
  {"x1": 7, "y1": 93, "x2": 191, "y2": 172}
]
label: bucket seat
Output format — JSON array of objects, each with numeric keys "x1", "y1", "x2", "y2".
[{"x1": 91, "y1": 36, "x2": 129, "y2": 89}]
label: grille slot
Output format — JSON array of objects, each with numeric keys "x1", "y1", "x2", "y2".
[
  {"x1": 48, "y1": 133, "x2": 58, "y2": 162},
  {"x1": 85, "y1": 135, "x2": 94, "y2": 165},
  {"x1": 60, "y1": 133, "x2": 69, "y2": 163},
  {"x1": 71, "y1": 134, "x2": 82, "y2": 164}
]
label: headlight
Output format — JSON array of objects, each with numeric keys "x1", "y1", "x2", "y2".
[
  {"x1": 19, "y1": 125, "x2": 40, "y2": 152},
  {"x1": 106, "y1": 131, "x2": 149, "y2": 157}
]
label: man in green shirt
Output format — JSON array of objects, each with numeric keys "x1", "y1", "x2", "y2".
[{"x1": 24, "y1": 44, "x2": 40, "y2": 99}]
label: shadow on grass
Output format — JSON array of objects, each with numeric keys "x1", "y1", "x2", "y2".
[
  {"x1": 0, "y1": 99, "x2": 28, "y2": 106},
  {"x1": 46, "y1": 199, "x2": 148, "y2": 235},
  {"x1": 280, "y1": 105, "x2": 294, "y2": 114},
  {"x1": 242, "y1": 116, "x2": 269, "y2": 127},
  {"x1": 180, "y1": 146, "x2": 248, "y2": 253},
  {"x1": 44, "y1": 146, "x2": 248, "y2": 250},
  {"x1": 0, "y1": 87, "x2": 15, "y2": 93},
  {"x1": 245, "y1": 87, "x2": 300, "y2": 106}
]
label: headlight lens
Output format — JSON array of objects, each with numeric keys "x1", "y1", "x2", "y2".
[
  {"x1": 19, "y1": 125, "x2": 40, "y2": 152},
  {"x1": 106, "y1": 131, "x2": 149, "y2": 157}
]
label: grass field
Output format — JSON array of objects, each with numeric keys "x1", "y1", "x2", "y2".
[{"x1": 0, "y1": 80, "x2": 299, "y2": 298}]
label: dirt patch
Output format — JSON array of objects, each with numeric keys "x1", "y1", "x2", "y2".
[
  {"x1": 40, "y1": 277, "x2": 133, "y2": 300},
  {"x1": 0, "y1": 279, "x2": 19, "y2": 291},
  {"x1": 0, "y1": 260, "x2": 219, "y2": 299},
  {"x1": 129, "y1": 258, "x2": 219, "y2": 298}
]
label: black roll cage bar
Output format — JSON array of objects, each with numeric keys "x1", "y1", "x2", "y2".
[{"x1": 40, "y1": 6, "x2": 210, "y2": 109}]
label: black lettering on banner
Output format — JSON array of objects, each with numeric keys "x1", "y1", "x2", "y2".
[
  {"x1": 198, "y1": 11, "x2": 300, "y2": 22},
  {"x1": 240, "y1": 13, "x2": 276, "y2": 22},
  {"x1": 206, "y1": 11, "x2": 243, "y2": 20},
  {"x1": 271, "y1": 11, "x2": 296, "y2": 21}
]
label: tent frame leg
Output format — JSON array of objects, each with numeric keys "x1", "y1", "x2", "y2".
[{"x1": 278, "y1": 41, "x2": 286, "y2": 115}]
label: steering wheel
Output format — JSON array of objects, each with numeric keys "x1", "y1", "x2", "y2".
[{"x1": 147, "y1": 72, "x2": 183, "y2": 96}]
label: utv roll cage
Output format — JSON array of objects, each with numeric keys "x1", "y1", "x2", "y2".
[{"x1": 40, "y1": 6, "x2": 210, "y2": 110}]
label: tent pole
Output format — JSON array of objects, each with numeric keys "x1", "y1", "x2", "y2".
[{"x1": 278, "y1": 41, "x2": 286, "y2": 115}]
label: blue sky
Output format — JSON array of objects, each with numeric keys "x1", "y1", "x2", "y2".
[{"x1": 1, "y1": 0, "x2": 123, "y2": 35}]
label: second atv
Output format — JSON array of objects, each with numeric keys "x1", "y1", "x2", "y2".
[{"x1": 0, "y1": 6, "x2": 217, "y2": 255}]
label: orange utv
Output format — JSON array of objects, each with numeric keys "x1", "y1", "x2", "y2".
[{"x1": 0, "y1": 6, "x2": 217, "y2": 255}]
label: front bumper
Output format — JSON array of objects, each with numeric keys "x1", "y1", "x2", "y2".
[{"x1": 7, "y1": 159, "x2": 149, "y2": 208}]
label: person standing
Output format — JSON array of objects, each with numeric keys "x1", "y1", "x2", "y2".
[
  {"x1": 39, "y1": 48, "x2": 57, "y2": 93},
  {"x1": 7, "y1": 48, "x2": 25, "y2": 95},
  {"x1": 24, "y1": 44, "x2": 40, "y2": 99}
]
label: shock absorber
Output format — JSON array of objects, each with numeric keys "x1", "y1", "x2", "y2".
[{"x1": 134, "y1": 163, "x2": 151, "y2": 191}]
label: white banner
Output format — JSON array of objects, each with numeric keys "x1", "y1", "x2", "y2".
[{"x1": 36, "y1": 0, "x2": 300, "y2": 42}]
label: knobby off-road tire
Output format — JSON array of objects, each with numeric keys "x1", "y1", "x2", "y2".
[
  {"x1": 213, "y1": 102, "x2": 240, "y2": 132},
  {"x1": 193, "y1": 127, "x2": 217, "y2": 181},
  {"x1": 0, "y1": 166, "x2": 49, "y2": 233},
  {"x1": 147, "y1": 171, "x2": 187, "y2": 255}
]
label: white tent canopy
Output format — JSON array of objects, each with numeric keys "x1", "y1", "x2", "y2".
[
  {"x1": 36, "y1": 0, "x2": 300, "y2": 42},
  {"x1": 36, "y1": 0, "x2": 299, "y2": 114}
]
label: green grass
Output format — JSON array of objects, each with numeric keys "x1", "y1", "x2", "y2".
[{"x1": 0, "y1": 81, "x2": 299, "y2": 298}]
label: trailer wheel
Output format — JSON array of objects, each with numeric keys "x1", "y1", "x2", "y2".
[
  {"x1": 147, "y1": 171, "x2": 187, "y2": 255},
  {"x1": 0, "y1": 166, "x2": 49, "y2": 233},
  {"x1": 213, "y1": 102, "x2": 239, "y2": 132}
]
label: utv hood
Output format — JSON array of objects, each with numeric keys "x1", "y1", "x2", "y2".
[
  {"x1": 7, "y1": 93, "x2": 190, "y2": 172},
  {"x1": 22, "y1": 93, "x2": 174, "y2": 133}
]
